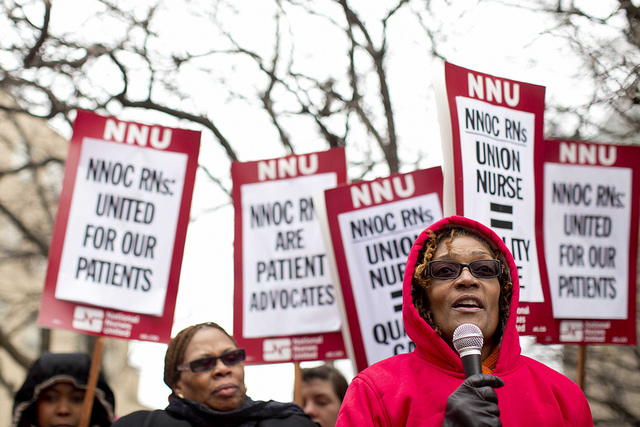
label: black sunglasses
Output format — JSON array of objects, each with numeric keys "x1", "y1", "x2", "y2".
[
  {"x1": 176, "y1": 349, "x2": 246, "y2": 373},
  {"x1": 426, "y1": 259, "x2": 501, "y2": 280}
]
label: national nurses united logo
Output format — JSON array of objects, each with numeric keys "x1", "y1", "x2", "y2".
[
  {"x1": 559, "y1": 320, "x2": 584, "y2": 342},
  {"x1": 72, "y1": 306, "x2": 105, "y2": 333},
  {"x1": 263, "y1": 338, "x2": 292, "y2": 362}
]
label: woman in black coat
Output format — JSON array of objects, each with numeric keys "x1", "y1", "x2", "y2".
[{"x1": 113, "y1": 322, "x2": 317, "y2": 427}]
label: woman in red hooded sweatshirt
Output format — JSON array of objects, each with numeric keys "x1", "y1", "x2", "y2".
[{"x1": 336, "y1": 215, "x2": 593, "y2": 427}]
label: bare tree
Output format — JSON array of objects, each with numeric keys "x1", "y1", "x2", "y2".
[
  {"x1": 0, "y1": 0, "x2": 435, "y2": 174},
  {"x1": 525, "y1": 0, "x2": 640, "y2": 144},
  {"x1": 0, "y1": 0, "x2": 440, "y2": 411},
  {"x1": 0, "y1": 95, "x2": 66, "y2": 397}
]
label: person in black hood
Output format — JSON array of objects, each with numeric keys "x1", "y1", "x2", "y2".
[
  {"x1": 12, "y1": 352, "x2": 115, "y2": 427},
  {"x1": 112, "y1": 322, "x2": 317, "y2": 427}
]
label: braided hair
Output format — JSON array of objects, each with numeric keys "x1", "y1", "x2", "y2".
[
  {"x1": 163, "y1": 322, "x2": 237, "y2": 389},
  {"x1": 411, "y1": 227, "x2": 513, "y2": 347}
]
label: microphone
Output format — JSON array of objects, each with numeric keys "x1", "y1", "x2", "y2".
[{"x1": 452, "y1": 323, "x2": 483, "y2": 378}]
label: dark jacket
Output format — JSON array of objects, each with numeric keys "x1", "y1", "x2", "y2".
[
  {"x1": 12, "y1": 352, "x2": 115, "y2": 427},
  {"x1": 112, "y1": 395, "x2": 317, "y2": 427},
  {"x1": 337, "y1": 216, "x2": 593, "y2": 426}
]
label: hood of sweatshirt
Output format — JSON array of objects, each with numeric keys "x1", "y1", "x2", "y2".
[{"x1": 402, "y1": 215, "x2": 521, "y2": 375}]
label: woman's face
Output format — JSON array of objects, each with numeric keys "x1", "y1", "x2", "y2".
[
  {"x1": 36, "y1": 382, "x2": 85, "y2": 427},
  {"x1": 427, "y1": 235, "x2": 501, "y2": 357},
  {"x1": 174, "y1": 327, "x2": 247, "y2": 412}
]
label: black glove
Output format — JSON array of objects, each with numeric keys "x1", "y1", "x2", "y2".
[{"x1": 443, "y1": 374, "x2": 504, "y2": 427}]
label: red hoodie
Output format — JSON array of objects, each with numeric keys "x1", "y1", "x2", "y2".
[{"x1": 336, "y1": 216, "x2": 593, "y2": 426}]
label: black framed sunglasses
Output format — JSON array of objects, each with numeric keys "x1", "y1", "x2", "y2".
[
  {"x1": 426, "y1": 259, "x2": 501, "y2": 280},
  {"x1": 176, "y1": 349, "x2": 246, "y2": 373}
]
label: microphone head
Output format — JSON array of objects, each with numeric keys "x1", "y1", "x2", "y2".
[{"x1": 452, "y1": 323, "x2": 483, "y2": 357}]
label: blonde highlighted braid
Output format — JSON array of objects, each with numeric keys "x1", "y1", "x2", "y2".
[{"x1": 411, "y1": 227, "x2": 513, "y2": 346}]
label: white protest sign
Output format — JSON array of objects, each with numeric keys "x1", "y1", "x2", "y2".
[
  {"x1": 337, "y1": 193, "x2": 442, "y2": 363},
  {"x1": 241, "y1": 173, "x2": 341, "y2": 337},
  {"x1": 544, "y1": 163, "x2": 631, "y2": 319},
  {"x1": 455, "y1": 97, "x2": 543, "y2": 302},
  {"x1": 434, "y1": 62, "x2": 548, "y2": 325},
  {"x1": 54, "y1": 138, "x2": 187, "y2": 316}
]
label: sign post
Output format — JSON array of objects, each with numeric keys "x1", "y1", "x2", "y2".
[
  {"x1": 79, "y1": 336, "x2": 105, "y2": 427},
  {"x1": 38, "y1": 110, "x2": 200, "y2": 425}
]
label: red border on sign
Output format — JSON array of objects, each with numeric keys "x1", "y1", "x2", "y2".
[
  {"x1": 231, "y1": 148, "x2": 348, "y2": 365},
  {"x1": 38, "y1": 110, "x2": 201, "y2": 343},
  {"x1": 438, "y1": 61, "x2": 553, "y2": 337},
  {"x1": 536, "y1": 139, "x2": 639, "y2": 345},
  {"x1": 442, "y1": 61, "x2": 546, "y2": 215}
]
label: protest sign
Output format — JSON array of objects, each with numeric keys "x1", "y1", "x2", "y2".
[
  {"x1": 433, "y1": 61, "x2": 553, "y2": 336},
  {"x1": 232, "y1": 148, "x2": 347, "y2": 364},
  {"x1": 317, "y1": 168, "x2": 443, "y2": 372},
  {"x1": 536, "y1": 139, "x2": 639, "y2": 345},
  {"x1": 38, "y1": 110, "x2": 200, "y2": 343}
]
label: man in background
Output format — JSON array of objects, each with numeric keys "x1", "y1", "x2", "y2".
[{"x1": 301, "y1": 364, "x2": 349, "y2": 427}]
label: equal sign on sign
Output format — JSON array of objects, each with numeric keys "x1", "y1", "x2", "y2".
[
  {"x1": 490, "y1": 203, "x2": 513, "y2": 230},
  {"x1": 391, "y1": 290, "x2": 402, "y2": 312}
]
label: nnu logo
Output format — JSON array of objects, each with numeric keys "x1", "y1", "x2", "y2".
[
  {"x1": 559, "y1": 320, "x2": 584, "y2": 342},
  {"x1": 263, "y1": 338, "x2": 292, "y2": 361},
  {"x1": 72, "y1": 306, "x2": 105, "y2": 333}
]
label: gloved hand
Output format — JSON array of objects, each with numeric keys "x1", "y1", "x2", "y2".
[{"x1": 442, "y1": 374, "x2": 504, "y2": 427}]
